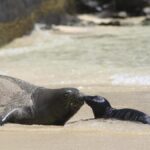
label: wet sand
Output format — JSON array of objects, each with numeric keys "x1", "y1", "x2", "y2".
[
  {"x1": 0, "y1": 87, "x2": 150, "y2": 150},
  {"x1": 0, "y1": 125, "x2": 150, "y2": 150}
]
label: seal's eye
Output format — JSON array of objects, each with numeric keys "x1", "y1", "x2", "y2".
[
  {"x1": 98, "y1": 98, "x2": 105, "y2": 103},
  {"x1": 93, "y1": 96, "x2": 106, "y2": 103},
  {"x1": 64, "y1": 90, "x2": 73, "y2": 97}
]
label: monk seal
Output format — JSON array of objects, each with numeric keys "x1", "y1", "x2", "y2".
[
  {"x1": 85, "y1": 96, "x2": 150, "y2": 124},
  {"x1": 0, "y1": 75, "x2": 84, "y2": 125}
]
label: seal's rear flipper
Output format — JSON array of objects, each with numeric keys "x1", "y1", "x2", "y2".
[
  {"x1": 144, "y1": 115, "x2": 150, "y2": 124},
  {"x1": 105, "y1": 108, "x2": 150, "y2": 124}
]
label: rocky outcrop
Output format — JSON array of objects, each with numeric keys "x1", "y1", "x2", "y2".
[
  {"x1": 0, "y1": 0, "x2": 71, "y2": 47},
  {"x1": 0, "y1": 0, "x2": 41, "y2": 22}
]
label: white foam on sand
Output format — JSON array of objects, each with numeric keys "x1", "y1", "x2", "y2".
[{"x1": 111, "y1": 74, "x2": 150, "y2": 85}]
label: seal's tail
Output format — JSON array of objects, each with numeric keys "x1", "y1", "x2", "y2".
[{"x1": 105, "y1": 108, "x2": 150, "y2": 124}]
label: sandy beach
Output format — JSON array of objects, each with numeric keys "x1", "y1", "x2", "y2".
[{"x1": 0, "y1": 24, "x2": 150, "y2": 150}]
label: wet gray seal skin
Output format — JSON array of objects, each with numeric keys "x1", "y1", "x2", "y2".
[
  {"x1": 0, "y1": 75, "x2": 84, "y2": 126},
  {"x1": 85, "y1": 96, "x2": 150, "y2": 124}
]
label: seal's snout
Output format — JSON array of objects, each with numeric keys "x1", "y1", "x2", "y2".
[
  {"x1": 77, "y1": 92, "x2": 86, "y2": 102},
  {"x1": 63, "y1": 88, "x2": 82, "y2": 100}
]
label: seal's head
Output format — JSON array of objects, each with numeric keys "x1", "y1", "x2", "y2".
[
  {"x1": 49, "y1": 88, "x2": 84, "y2": 125},
  {"x1": 32, "y1": 87, "x2": 84, "y2": 125},
  {"x1": 85, "y1": 96, "x2": 111, "y2": 118},
  {"x1": 59, "y1": 88, "x2": 84, "y2": 109}
]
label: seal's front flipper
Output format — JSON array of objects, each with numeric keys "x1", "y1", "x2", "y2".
[{"x1": 1, "y1": 107, "x2": 33, "y2": 125}]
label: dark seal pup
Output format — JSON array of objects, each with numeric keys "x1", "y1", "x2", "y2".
[
  {"x1": 0, "y1": 75, "x2": 84, "y2": 126},
  {"x1": 85, "y1": 96, "x2": 150, "y2": 124}
]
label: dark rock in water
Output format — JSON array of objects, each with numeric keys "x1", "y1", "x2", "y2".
[
  {"x1": 75, "y1": 0, "x2": 150, "y2": 16},
  {"x1": 75, "y1": 0, "x2": 102, "y2": 13},
  {"x1": 112, "y1": 0, "x2": 149, "y2": 16},
  {"x1": 97, "y1": 0, "x2": 148, "y2": 16}
]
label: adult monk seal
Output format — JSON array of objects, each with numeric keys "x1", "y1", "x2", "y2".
[
  {"x1": 0, "y1": 75, "x2": 84, "y2": 125},
  {"x1": 85, "y1": 96, "x2": 150, "y2": 124}
]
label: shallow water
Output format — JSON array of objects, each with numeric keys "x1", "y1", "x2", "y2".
[{"x1": 0, "y1": 25, "x2": 150, "y2": 87}]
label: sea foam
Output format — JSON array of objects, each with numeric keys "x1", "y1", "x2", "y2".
[{"x1": 111, "y1": 74, "x2": 150, "y2": 85}]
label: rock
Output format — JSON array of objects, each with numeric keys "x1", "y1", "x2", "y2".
[
  {"x1": 0, "y1": 0, "x2": 70, "y2": 47},
  {"x1": 78, "y1": 0, "x2": 150, "y2": 16},
  {"x1": 118, "y1": 0, "x2": 149, "y2": 15},
  {"x1": 75, "y1": 0, "x2": 102, "y2": 13}
]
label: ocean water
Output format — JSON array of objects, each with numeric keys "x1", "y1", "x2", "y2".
[{"x1": 0, "y1": 25, "x2": 150, "y2": 87}]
